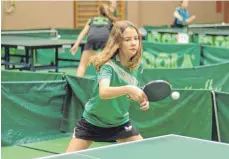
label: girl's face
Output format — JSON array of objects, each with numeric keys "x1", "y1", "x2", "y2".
[
  {"x1": 109, "y1": 0, "x2": 117, "y2": 9},
  {"x1": 119, "y1": 27, "x2": 139, "y2": 59},
  {"x1": 181, "y1": 0, "x2": 189, "y2": 9}
]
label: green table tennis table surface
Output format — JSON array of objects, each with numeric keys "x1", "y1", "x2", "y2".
[
  {"x1": 189, "y1": 23, "x2": 229, "y2": 28},
  {"x1": 39, "y1": 135, "x2": 229, "y2": 159},
  {"x1": 1, "y1": 36, "x2": 79, "y2": 47},
  {"x1": 191, "y1": 30, "x2": 229, "y2": 36}
]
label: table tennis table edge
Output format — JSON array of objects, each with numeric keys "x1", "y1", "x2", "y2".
[{"x1": 35, "y1": 134, "x2": 174, "y2": 159}]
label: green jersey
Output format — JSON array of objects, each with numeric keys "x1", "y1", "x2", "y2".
[
  {"x1": 113, "y1": 10, "x2": 119, "y2": 17},
  {"x1": 83, "y1": 55, "x2": 143, "y2": 128},
  {"x1": 87, "y1": 16, "x2": 112, "y2": 42}
]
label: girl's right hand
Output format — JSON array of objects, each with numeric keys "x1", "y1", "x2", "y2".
[
  {"x1": 70, "y1": 45, "x2": 79, "y2": 55},
  {"x1": 127, "y1": 85, "x2": 148, "y2": 103}
]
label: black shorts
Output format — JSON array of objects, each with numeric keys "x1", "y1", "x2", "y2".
[
  {"x1": 83, "y1": 39, "x2": 107, "y2": 51},
  {"x1": 72, "y1": 118, "x2": 139, "y2": 142},
  {"x1": 171, "y1": 23, "x2": 184, "y2": 28}
]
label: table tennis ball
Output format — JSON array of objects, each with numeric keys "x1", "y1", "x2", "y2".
[
  {"x1": 57, "y1": 35, "x2": 61, "y2": 39},
  {"x1": 171, "y1": 91, "x2": 180, "y2": 100}
]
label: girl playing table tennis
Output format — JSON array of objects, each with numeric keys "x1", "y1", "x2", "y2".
[
  {"x1": 66, "y1": 20, "x2": 149, "y2": 152},
  {"x1": 172, "y1": 0, "x2": 196, "y2": 28},
  {"x1": 71, "y1": 4, "x2": 115, "y2": 77}
]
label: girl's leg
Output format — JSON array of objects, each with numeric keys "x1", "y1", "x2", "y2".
[
  {"x1": 116, "y1": 134, "x2": 143, "y2": 143},
  {"x1": 76, "y1": 50, "x2": 96, "y2": 77},
  {"x1": 66, "y1": 138, "x2": 93, "y2": 152}
]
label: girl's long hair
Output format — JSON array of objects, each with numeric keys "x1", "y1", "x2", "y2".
[
  {"x1": 91, "y1": 20, "x2": 142, "y2": 72},
  {"x1": 99, "y1": 4, "x2": 116, "y2": 23}
]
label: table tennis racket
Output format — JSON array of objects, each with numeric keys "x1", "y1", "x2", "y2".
[{"x1": 142, "y1": 80, "x2": 172, "y2": 102}]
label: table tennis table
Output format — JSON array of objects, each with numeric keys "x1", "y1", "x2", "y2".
[
  {"x1": 188, "y1": 23, "x2": 229, "y2": 36},
  {"x1": 190, "y1": 29, "x2": 229, "y2": 36},
  {"x1": 189, "y1": 23, "x2": 229, "y2": 29},
  {"x1": 38, "y1": 134, "x2": 229, "y2": 159},
  {"x1": 1, "y1": 35, "x2": 86, "y2": 72}
]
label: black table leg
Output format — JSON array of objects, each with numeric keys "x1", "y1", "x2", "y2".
[
  {"x1": 55, "y1": 47, "x2": 59, "y2": 72},
  {"x1": 4, "y1": 47, "x2": 10, "y2": 70},
  {"x1": 25, "y1": 47, "x2": 29, "y2": 64},
  {"x1": 30, "y1": 48, "x2": 35, "y2": 71}
]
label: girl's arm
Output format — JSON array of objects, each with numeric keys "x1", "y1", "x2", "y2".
[
  {"x1": 99, "y1": 78, "x2": 147, "y2": 103},
  {"x1": 174, "y1": 10, "x2": 184, "y2": 22},
  {"x1": 71, "y1": 20, "x2": 91, "y2": 55},
  {"x1": 99, "y1": 78, "x2": 129, "y2": 99},
  {"x1": 73, "y1": 20, "x2": 90, "y2": 46},
  {"x1": 185, "y1": 15, "x2": 196, "y2": 24}
]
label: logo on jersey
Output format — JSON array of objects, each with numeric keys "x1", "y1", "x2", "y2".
[{"x1": 124, "y1": 125, "x2": 133, "y2": 131}]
